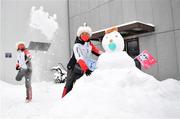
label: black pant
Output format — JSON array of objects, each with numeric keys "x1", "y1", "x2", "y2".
[
  {"x1": 16, "y1": 68, "x2": 32, "y2": 89},
  {"x1": 65, "y1": 64, "x2": 84, "y2": 93},
  {"x1": 16, "y1": 62, "x2": 32, "y2": 99}
]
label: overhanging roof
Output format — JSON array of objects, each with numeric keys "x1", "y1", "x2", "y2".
[{"x1": 91, "y1": 21, "x2": 155, "y2": 41}]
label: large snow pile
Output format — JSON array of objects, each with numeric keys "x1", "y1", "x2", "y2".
[
  {"x1": 0, "y1": 53, "x2": 180, "y2": 118},
  {"x1": 59, "y1": 51, "x2": 180, "y2": 119},
  {"x1": 1, "y1": 27, "x2": 180, "y2": 119},
  {"x1": 57, "y1": 28, "x2": 180, "y2": 118}
]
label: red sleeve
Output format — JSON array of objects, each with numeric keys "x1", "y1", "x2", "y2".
[
  {"x1": 24, "y1": 49, "x2": 32, "y2": 59},
  {"x1": 16, "y1": 63, "x2": 19, "y2": 68},
  {"x1": 77, "y1": 59, "x2": 88, "y2": 72},
  {"x1": 90, "y1": 42, "x2": 103, "y2": 56}
]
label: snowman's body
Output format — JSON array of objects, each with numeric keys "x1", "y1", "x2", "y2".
[
  {"x1": 97, "y1": 52, "x2": 135, "y2": 69},
  {"x1": 97, "y1": 30, "x2": 135, "y2": 69}
]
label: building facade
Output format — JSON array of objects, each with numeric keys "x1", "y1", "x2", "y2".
[{"x1": 68, "y1": 0, "x2": 180, "y2": 80}]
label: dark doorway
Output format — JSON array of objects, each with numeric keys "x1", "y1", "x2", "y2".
[{"x1": 124, "y1": 38, "x2": 141, "y2": 69}]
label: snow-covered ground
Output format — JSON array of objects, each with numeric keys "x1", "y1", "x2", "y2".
[
  {"x1": 3, "y1": 3, "x2": 180, "y2": 119},
  {"x1": 1, "y1": 52, "x2": 180, "y2": 119}
]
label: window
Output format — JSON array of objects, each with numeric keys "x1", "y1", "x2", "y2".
[
  {"x1": 124, "y1": 38, "x2": 141, "y2": 69},
  {"x1": 5, "y1": 52, "x2": 12, "y2": 58}
]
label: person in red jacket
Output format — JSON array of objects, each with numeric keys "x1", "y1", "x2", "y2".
[
  {"x1": 15, "y1": 42, "x2": 32, "y2": 103},
  {"x1": 61, "y1": 23, "x2": 103, "y2": 98}
]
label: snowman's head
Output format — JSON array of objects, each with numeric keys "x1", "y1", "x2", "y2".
[{"x1": 102, "y1": 27, "x2": 124, "y2": 53}]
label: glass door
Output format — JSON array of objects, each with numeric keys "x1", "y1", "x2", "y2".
[{"x1": 124, "y1": 38, "x2": 141, "y2": 69}]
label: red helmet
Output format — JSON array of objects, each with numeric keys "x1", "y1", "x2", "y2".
[{"x1": 17, "y1": 42, "x2": 26, "y2": 51}]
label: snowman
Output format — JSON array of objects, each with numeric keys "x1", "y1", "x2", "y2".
[
  {"x1": 96, "y1": 27, "x2": 136, "y2": 70},
  {"x1": 102, "y1": 27, "x2": 124, "y2": 53}
]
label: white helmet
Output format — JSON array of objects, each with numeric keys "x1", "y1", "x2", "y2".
[{"x1": 77, "y1": 23, "x2": 92, "y2": 37}]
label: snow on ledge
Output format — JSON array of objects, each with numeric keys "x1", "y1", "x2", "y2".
[{"x1": 92, "y1": 21, "x2": 155, "y2": 34}]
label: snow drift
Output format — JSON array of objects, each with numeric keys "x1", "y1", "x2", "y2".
[
  {"x1": 1, "y1": 26, "x2": 180, "y2": 119},
  {"x1": 1, "y1": 51, "x2": 180, "y2": 119},
  {"x1": 58, "y1": 51, "x2": 180, "y2": 119}
]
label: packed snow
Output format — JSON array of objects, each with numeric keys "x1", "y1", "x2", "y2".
[
  {"x1": 1, "y1": 24, "x2": 180, "y2": 119},
  {"x1": 92, "y1": 21, "x2": 154, "y2": 34},
  {"x1": 1, "y1": 51, "x2": 180, "y2": 119}
]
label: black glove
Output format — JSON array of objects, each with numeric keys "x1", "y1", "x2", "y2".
[
  {"x1": 16, "y1": 66, "x2": 20, "y2": 70},
  {"x1": 16, "y1": 65, "x2": 20, "y2": 70},
  {"x1": 85, "y1": 69, "x2": 93, "y2": 76}
]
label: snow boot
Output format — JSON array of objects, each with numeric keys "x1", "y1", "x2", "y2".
[{"x1": 61, "y1": 87, "x2": 68, "y2": 98}]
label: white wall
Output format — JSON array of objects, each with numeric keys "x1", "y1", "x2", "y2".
[
  {"x1": 155, "y1": 32, "x2": 179, "y2": 80},
  {"x1": 175, "y1": 30, "x2": 180, "y2": 80},
  {"x1": 0, "y1": 0, "x2": 2, "y2": 82},
  {"x1": 172, "y1": 0, "x2": 180, "y2": 80},
  {"x1": 139, "y1": 0, "x2": 180, "y2": 80},
  {"x1": 1, "y1": 0, "x2": 69, "y2": 84},
  {"x1": 139, "y1": 35, "x2": 159, "y2": 79}
]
